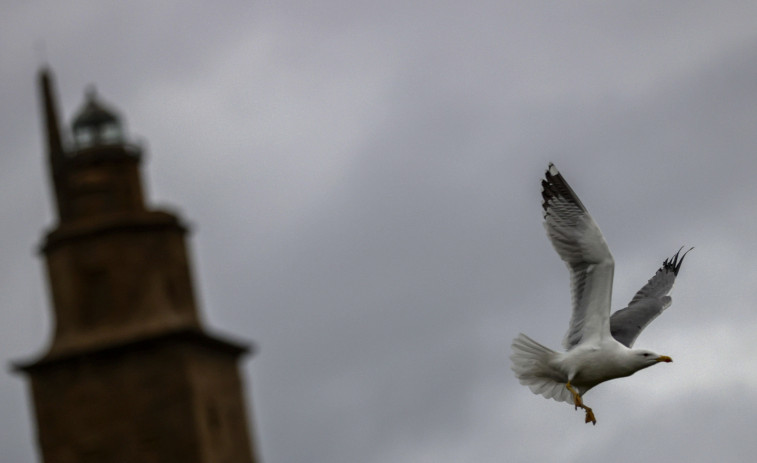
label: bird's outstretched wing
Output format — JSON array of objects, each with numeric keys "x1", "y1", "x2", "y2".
[
  {"x1": 610, "y1": 247, "x2": 692, "y2": 347},
  {"x1": 541, "y1": 163, "x2": 615, "y2": 350}
]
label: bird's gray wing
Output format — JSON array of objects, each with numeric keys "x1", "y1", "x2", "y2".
[
  {"x1": 610, "y1": 247, "x2": 692, "y2": 348},
  {"x1": 541, "y1": 163, "x2": 615, "y2": 351}
]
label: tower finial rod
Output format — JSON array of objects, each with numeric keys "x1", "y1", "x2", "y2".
[
  {"x1": 39, "y1": 67, "x2": 63, "y2": 159},
  {"x1": 38, "y1": 66, "x2": 68, "y2": 219}
]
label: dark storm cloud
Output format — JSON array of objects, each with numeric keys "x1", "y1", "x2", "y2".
[{"x1": 4, "y1": 2, "x2": 757, "y2": 463}]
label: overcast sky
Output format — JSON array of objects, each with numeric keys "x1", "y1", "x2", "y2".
[{"x1": 3, "y1": 1, "x2": 757, "y2": 462}]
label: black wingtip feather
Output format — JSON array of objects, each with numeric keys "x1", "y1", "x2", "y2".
[
  {"x1": 541, "y1": 163, "x2": 588, "y2": 215},
  {"x1": 662, "y1": 246, "x2": 694, "y2": 275}
]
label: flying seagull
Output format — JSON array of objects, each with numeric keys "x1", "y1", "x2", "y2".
[{"x1": 510, "y1": 163, "x2": 691, "y2": 425}]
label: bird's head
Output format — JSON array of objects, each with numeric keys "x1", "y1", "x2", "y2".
[{"x1": 633, "y1": 349, "x2": 673, "y2": 369}]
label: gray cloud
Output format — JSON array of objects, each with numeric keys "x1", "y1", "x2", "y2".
[{"x1": 4, "y1": 2, "x2": 757, "y2": 462}]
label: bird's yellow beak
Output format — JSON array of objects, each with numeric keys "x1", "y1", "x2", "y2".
[{"x1": 657, "y1": 355, "x2": 673, "y2": 363}]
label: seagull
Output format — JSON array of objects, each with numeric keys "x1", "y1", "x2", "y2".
[{"x1": 510, "y1": 163, "x2": 691, "y2": 425}]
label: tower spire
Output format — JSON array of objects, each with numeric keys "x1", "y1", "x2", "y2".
[{"x1": 38, "y1": 67, "x2": 67, "y2": 219}]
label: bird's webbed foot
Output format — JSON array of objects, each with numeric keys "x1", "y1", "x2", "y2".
[
  {"x1": 566, "y1": 382, "x2": 597, "y2": 425},
  {"x1": 583, "y1": 406, "x2": 596, "y2": 425}
]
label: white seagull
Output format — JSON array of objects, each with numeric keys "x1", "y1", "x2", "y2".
[{"x1": 510, "y1": 163, "x2": 691, "y2": 425}]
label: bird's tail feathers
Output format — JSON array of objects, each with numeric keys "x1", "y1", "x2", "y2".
[{"x1": 510, "y1": 333, "x2": 572, "y2": 403}]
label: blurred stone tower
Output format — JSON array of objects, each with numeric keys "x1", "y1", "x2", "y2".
[{"x1": 14, "y1": 68, "x2": 258, "y2": 463}]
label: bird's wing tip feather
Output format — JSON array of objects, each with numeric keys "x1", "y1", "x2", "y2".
[{"x1": 663, "y1": 246, "x2": 694, "y2": 276}]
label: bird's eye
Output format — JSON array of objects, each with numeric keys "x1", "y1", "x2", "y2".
[{"x1": 642, "y1": 353, "x2": 650, "y2": 357}]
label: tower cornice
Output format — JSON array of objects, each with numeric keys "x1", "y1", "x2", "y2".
[
  {"x1": 12, "y1": 327, "x2": 253, "y2": 373},
  {"x1": 40, "y1": 209, "x2": 188, "y2": 254}
]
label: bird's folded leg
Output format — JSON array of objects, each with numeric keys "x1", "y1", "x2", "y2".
[
  {"x1": 565, "y1": 382, "x2": 582, "y2": 409},
  {"x1": 566, "y1": 382, "x2": 597, "y2": 425}
]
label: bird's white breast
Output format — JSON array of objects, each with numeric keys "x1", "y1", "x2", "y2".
[{"x1": 561, "y1": 340, "x2": 639, "y2": 388}]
